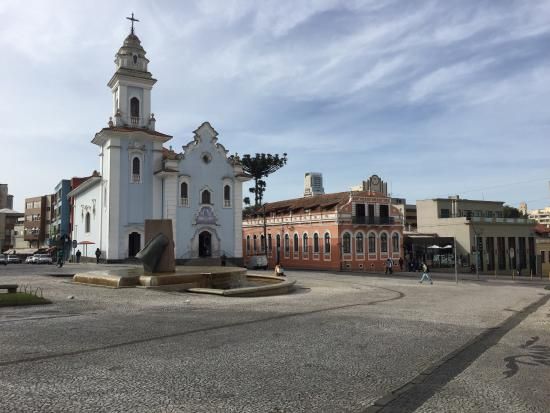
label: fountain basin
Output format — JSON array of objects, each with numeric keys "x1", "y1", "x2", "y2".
[{"x1": 72, "y1": 267, "x2": 294, "y2": 296}]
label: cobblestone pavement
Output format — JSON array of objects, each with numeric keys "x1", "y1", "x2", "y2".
[{"x1": 0, "y1": 264, "x2": 549, "y2": 412}]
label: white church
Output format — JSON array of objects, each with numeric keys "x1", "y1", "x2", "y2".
[{"x1": 69, "y1": 20, "x2": 250, "y2": 263}]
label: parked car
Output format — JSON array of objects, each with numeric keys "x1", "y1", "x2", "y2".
[
  {"x1": 247, "y1": 255, "x2": 268, "y2": 270},
  {"x1": 33, "y1": 254, "x2": 53, "y2": 265},
  {"x1": 0, "y1": 256, "x2": 6, "y2": 265},
  {"x1": 25, "y1": 256, "x2": 35, "y2": 264},
  {"x1": 7, "y1": 255, "x2": 22, "y2": 264}
]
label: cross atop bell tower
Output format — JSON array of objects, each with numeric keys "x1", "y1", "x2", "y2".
[{"x1": 126, "y1": 12, "x2": 139, "y2": 34}]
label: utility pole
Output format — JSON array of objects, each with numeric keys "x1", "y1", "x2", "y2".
[{"x1": 454, "y1": 236, "x2": 458, "y2": 285}]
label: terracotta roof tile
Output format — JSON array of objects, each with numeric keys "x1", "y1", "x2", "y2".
[{"x1": 259, "y1": 191, "x2": 388, "y2": 215}]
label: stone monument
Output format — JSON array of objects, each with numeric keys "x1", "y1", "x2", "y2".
[{"x1": 136, "y1": 219, "x2": 175, "y2": 273}]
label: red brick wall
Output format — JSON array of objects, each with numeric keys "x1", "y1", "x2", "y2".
[{"x1": 243, "y1": 222, "x2": 403, "y2": 272}]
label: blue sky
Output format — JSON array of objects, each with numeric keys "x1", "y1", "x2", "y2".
[{"x1": 1, "y1": 0, "x2": 550, "y2": 211}]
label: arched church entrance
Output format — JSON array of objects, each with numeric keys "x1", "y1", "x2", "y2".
[
  {"x1": 128, "y1": 232, "x2": 141, "y2": 257},
  {"x1": 199, "y1": 231, "x2": 212, "y2": 257}
]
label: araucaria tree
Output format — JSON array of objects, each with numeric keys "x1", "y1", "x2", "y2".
[{"x1": 239, "y1": 153, "x2": 288, "y2": 207}]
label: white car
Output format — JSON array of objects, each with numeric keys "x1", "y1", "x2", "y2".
[
  {"x1": 33, "y1": 254, "x2": 53, "y2": 265},
  {"x1": 25, "y1": 256, "x2": 35, "y2": 264}
]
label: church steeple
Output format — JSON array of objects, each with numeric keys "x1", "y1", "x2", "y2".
[{"x1": 107, "y1": 13, "x2": 157, "y2": 130}]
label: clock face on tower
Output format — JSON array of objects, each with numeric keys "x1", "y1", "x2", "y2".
[{"x1": 372, "y1": 176, "x2": 380, "y2": 185}]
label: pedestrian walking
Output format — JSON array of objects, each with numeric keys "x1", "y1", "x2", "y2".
[
  {"x1": 398, "y1": 257, "x2": 404, "y2": 271},
  {"x1": 56, "y1": 249, "x2": 64, "y2": 268},
  {"x1": 76, "y1": 249, "x2": 81, "y2": 263},
  {"x1": 419, "y1": 262, "x2": 432, "y2": 284},
  {"x1": 95, "y1": 248, "x2": 101, "y2": 264},
  {"x1": 385, "y1": 258, "x2": 393, "y2": 275}
]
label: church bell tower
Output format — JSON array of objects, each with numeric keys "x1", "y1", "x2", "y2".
[{"x1": 108, "y1": 13, "x2": 157, "y2": 130}]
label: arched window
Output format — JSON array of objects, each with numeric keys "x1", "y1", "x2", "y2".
[
  {"x1": 201, "y1": 189, "x2": 211, "y2": 205},
  {"x1": 313, "y1": 233, "x2": 319, "y2": 253},
  {"x1": 303, "y1": 233, "x2": 308, "y2": 253},
  {"x1": 343, "y1": 233, "x2": 351, "y2": 254},
  {"x1": 224, "y1": 185, "x2": 231, "y2": 207},
  {"x1": 268, "y1": 234, "x2": 272, "y2": 252},
  {"x1": 132, "y1": 157, "x2": 141, "y2": 183},
  {"x1": 260, "y1": 234, "x2": 265, "y2": 253},
  {"x1": 368, "y1": 233, "x2": 376, "y2": 253},
  {"x1": 253, "y1": 235, "x2": 257, "y2": 253},
  {"x1": 284, "y1": 234, "x2": 290, "y2": 256},
  {"x1": 130, "y1": 97, "x2": 140, "y2": 119},
  {"x1": 85, "y1": 212, "x2": 91, "y2": 233},
  {"x1": 293, "y1": 234, "x2": 299, "y2": 253},
  {"x1": 246, "y1": 235, "x2": 251, "y2": 254},
  {"x1": 324, "y1": 233, "x2": 331, "y2": 254},
  {"x1": 381, "y1": 233, "x2": 388, "y2": 253},
  {"x1": 392, "y1": 233, "x2": 400, "y2": 253},
  {"x1": 132, "y1": 54, "x2": 138, "y2": 64},
  {"x1": 356, "y1": 233, "x2": 364, "y2": 254},
  {"x1": 180, "y1": 182, "x2": 188, "y2": 206}
]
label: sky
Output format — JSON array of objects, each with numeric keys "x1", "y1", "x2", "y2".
[{"x1": 1, "y1": 0, "x2": 550, "y2": 212}]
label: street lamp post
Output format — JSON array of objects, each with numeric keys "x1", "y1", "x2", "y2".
[
  {"x1": 454, "y1": 236, "x2": 458, "y2": 285},
  {"x1": 262, "y1": 203, "x2": 269, "y2": 269}
]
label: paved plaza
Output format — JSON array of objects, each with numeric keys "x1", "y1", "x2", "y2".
[{"x1": 1, "y1": 264, "x2": 549, "y2": 412}]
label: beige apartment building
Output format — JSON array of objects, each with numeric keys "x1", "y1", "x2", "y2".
[
  {"x1": 417, "y1": 196, "x2": 537, "y2": 273},
  {"x1": 528, "y1": 206, "x2": 550, "y2": 226}
]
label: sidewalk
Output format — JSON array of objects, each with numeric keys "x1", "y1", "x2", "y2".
[{"x1": 343, "y1": 269, "x2": 550, "y2": 286}]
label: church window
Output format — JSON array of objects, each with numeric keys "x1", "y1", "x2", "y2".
[
  {"x1": 253, "y1": 235, "x2": 257, "y2": 253},
  {"x1": 368, "y1": 233, "x2": 376, "y2": 253},
  {"x1": 260, "y1": 234, "x2": 265, "y2": 253},
  {"x1": 224, "y1": 185, "x2": 231, "y2": 207},
  {"x1": 293, "y1": 234, "x2": 299, "y2": 253},
  {"x1": 202, "y1": 152, "x2": 212, "y2": 164},
  {"x1": 381, "y1": 233, "x2": 388, "y2": 253},
  {"x1": 180, "y1": 182, "x2": 188, "y2": 207},
  {"x1": 324, "y1": 233, "x2": 331, "y2": 254},
  {"x1": 342, "y1": 233, "x2": 351, "y2": 254},
  {"x1": 130, "y1": 97, "x2": 140, "y2": 123},
  {"x1": 201, "y1": 189, "x2": 211, "y2": 205},
  {"x1": 85, "y1": 212, "x2": 91, "y2": 233},
  {"x1": 356, "y1": 233, "x2": 364, "y2": 254},
  {"x1": 246, "y1": 235, "x2": 250, "y2": 254},
  {"x1": 132, "y1": 54, "x2": 138, "y2": 64},
  {"x1": 132, "y1": 157, "x2": 141, "y2": 183},
  {"x1": 303, "y1": 233, "x2": 308, "y2": 253},
  {"x1": 313, "y1": 233, "x2": 319, "y2": 253},
  {"x1": 392, "y1": 233, "x2": 400, "y2": 253}
]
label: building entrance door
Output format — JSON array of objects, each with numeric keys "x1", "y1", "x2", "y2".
[
  {"x1": 128, "y1": 232, "x2": 141, "y2": 257},
  {"x1": 199, "y1": 231, "x2": 212, "y2": 257}
]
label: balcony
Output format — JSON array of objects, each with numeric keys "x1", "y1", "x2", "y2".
[
  {"x1": 130, "y1": 116, "x2": 141, "y2": 126},
  {"x1": 351, "y1": 216, "x2": 395, "y2": 225}
]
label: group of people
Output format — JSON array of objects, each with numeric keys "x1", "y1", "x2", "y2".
[
  {"x1": 385, "y1": 257, "x2": 432, "y2": 284},
  {"x1": 55, "y1": 248, "x2": 102, "y2": 267},
  {"x1": 384, "y1": 257, "x2": 405, "y2": 274}
]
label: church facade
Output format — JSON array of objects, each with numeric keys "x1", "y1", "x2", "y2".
[{"x1": 68, "y1": 25, "x2": 249, "y2": 263}]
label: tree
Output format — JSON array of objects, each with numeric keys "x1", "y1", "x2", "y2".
[
  {"x1": 238, "y1": 153, "x2": 288, "y2": 207},
  {"x1": 503, "y1": 205, "x2": 525, "y2": 218}
]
